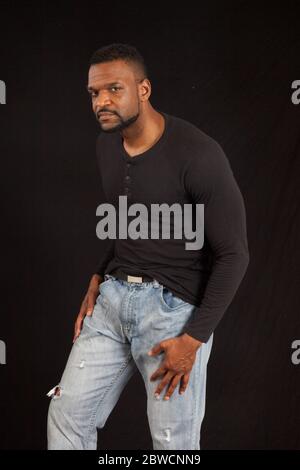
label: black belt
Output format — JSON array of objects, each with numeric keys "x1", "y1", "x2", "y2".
[{"x1": 109, "y1": 268, "x2": 154, "y2": 283}]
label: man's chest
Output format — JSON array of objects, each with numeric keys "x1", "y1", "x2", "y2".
[{"x1": 100, "y1": 157, "x2": 192, "y2": 206}]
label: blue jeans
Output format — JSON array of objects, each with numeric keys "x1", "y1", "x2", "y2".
[{"x1": 47, "y1": 274, "x2": 213, "y2": 450}]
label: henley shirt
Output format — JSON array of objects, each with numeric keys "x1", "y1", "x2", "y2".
[{"x1": 95, "y1": 110, "x2": 249, "y2": 343}]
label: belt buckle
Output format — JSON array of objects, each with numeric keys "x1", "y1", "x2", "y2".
[{"x1": 127, "y1": 275, "x2": 143, "y2": 283}]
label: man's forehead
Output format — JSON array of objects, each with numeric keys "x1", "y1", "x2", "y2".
[{"x1": 88, "y1": 62, "x2": 133, "y2": 85}]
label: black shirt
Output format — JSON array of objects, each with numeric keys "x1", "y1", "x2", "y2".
[{"x1": 95, "y1": 111, "x2": 249, "y2": 343}]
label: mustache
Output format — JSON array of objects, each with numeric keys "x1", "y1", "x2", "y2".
[{"x1": 97, "y1": 110, "x2": 117, "y2": 119}]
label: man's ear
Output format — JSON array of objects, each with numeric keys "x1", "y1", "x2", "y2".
[{"x1": 139, "y1": 79, "x2": 151, "y2": 101}]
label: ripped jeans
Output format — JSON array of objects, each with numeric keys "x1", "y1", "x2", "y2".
[{"x1": 47, "y1": 274, "x2": 213, "y2": 450}]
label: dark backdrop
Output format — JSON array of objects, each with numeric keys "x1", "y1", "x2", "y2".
[{"x1": 0, "y1": 1, "x2": 299, "y2": 450}]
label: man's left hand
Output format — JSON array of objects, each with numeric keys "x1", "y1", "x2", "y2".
[{"x1": 148, "y1": 333, "x2": 202, "y2": 400}]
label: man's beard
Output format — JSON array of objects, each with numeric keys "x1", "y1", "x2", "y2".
[{"x1": 98, "y1": 111, "x2": 140, "y2": 134}]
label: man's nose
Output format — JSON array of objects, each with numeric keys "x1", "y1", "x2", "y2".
[{"x1": 94, "y1": 91, "x2": 112, "y2": 109}]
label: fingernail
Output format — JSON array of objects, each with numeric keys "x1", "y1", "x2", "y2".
[
  {"x1": 148, "y1": 351, "x2": 152, "y2": 355},
  {"x1": 155, "y1": 394, "x2": 160, "y2": 400},
  {"x1": 164, "y1": 396, "x2": 169, "y2": 400}
]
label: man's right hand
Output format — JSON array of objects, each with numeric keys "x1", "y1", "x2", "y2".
[{"x1": 73, "y1": 274, "x2": 103, "y2": 343}]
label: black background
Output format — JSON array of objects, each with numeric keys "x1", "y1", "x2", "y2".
[{"x1": 0, "y1": 1, "x2": 299, "y2": 450}]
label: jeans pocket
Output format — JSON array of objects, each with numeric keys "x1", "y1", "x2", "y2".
[
  {"x1": 159, "y1": 285, "x2": 190, "y2": 311},
  {"x1": 99, "y1": 275, "x2": 114, "y2": 293}
]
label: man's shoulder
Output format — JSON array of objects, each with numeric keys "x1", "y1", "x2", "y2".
[
  {"x1": 167, "y1": 112, "x2": 224, "y2": 160},
  {"x1": 168, "y1": 112, "x2": 209, "y2": 139},
  {"x1": 95, "y1": 112, "x2": 223, "y2": 159}
]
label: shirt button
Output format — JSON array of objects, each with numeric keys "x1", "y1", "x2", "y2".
[{"x1": 125, "y1": 176, "x2": 131, "y2": 182}]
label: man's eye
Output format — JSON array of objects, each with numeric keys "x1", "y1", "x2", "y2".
[{"x1": 89, "y1": 87, "x2": 121, "y2": 97}]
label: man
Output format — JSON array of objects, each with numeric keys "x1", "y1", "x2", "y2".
[{"x1": 47, "y1": 43, "x2": 249, "y2": 450}]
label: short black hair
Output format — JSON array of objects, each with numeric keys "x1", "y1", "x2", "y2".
[{"x1": 89, "y1": 43, "x2": 148, "y2": 80}]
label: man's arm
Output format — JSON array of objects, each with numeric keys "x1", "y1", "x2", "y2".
[
  {"x1": 73, "y1": 133, "x2": 116, "y2": 342},
  {"x1": 94, "y1": 132, "x2": 116, "y2": 278},
  {"x1": 182, "y1": 138, "x2": 250, "y2": 343}
]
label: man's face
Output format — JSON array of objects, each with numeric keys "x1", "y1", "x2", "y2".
[{"x1": 87, "y1": 60, "x2": 144, "y2": 133}]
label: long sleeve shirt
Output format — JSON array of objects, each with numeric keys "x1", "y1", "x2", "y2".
[{"x1": 95, "y1": 110, "x2": 249, "y2": 343}]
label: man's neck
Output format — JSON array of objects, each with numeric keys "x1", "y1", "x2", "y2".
[{"x1": 121, "y1": 109, "x2": 165, "y2": 157}]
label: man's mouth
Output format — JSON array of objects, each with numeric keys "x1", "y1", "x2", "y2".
[{"x1": 98, "y1": 112, "x2": 115, "y2": 120}]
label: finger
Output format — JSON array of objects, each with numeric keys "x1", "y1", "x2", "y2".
[
  {"x1": 78, "y1": 297, "x2": 87, "y2": 318},
  {"x1": 164, "y1": 374, "x2": 182, "y2": 400},
  {"x1": 73, "y1": 315, "x2": 84, "y2": 342},
  {"x1": 148, "y1": 342, "x2": 165, "y2": 356},
  {"x1": 73, "y1": 328, "x2": 80, "y2": 343},
  {"x1": 73, "y1": 297, "x2": 87, "y2": 332},
  {"x1": 73, "y1": 332, "x2": 79, "y2": 343},
  {"x1": 86, "y1": 294, "x2": 95, "y2": 316},
  {"x1": 73, "y1": 326, "x2": 82, "y2": 343},
  {"x1": 179, "y1": 372, "x2": 191, "y2": 395},
  {"x1": 154, "y1": 371, "x2": 174, "y2": 398},
  {"x1": 150, "y1": 364, "x2": 168, "y2": 381},
  {"x1": 73, "y1": 326, "x2": 81, "y2": 343}
]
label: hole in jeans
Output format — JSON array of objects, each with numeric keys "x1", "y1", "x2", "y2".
[
  {"x1": 46, "y1": 385, "x2": 62, "y2": 399},
  {"x1": 164, "y1": 428, "x2": 171, "y2": 442}
]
